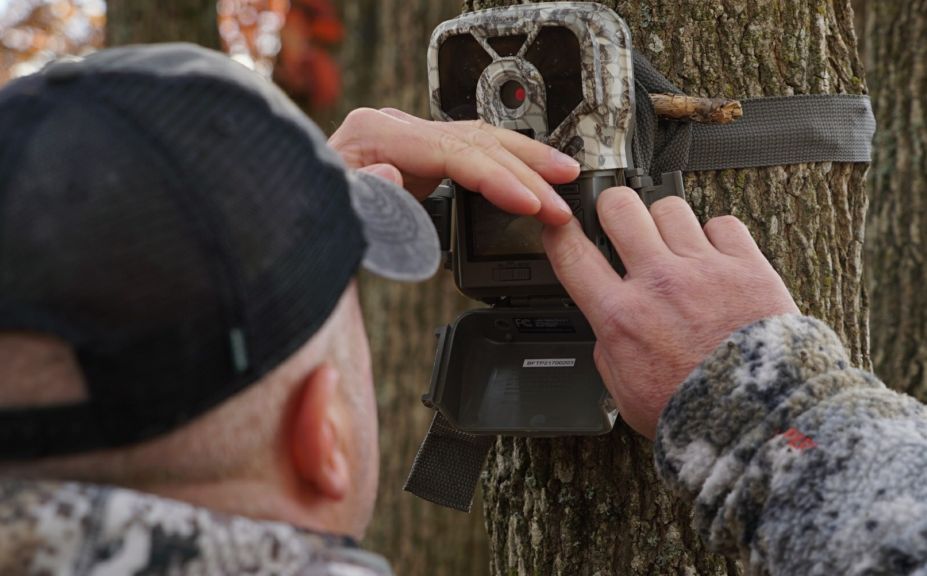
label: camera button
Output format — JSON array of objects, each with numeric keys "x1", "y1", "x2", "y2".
[{"x1": 494, "y1": 267, "x2": 532, "y2": 282}]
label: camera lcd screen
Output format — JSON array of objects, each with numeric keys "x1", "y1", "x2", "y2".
[{"x1": 467, "y1": 193, "x2": 546, "y2": 259}]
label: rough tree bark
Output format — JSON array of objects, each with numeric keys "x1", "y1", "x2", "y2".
[
  {"x1": 464, "y1": 0, "x2": 870, "y2": 574},
  {"x1": 337, "y1": 2, "x2": 492, "y2": 575},
  {"x1": 105, "y1": 0, "x2": 220, "y2": 48},
  {"x1": 863, "y1": 1, "x2": 927, "y2": 399}
]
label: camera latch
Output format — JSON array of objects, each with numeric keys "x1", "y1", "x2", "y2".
[{"x1": 625, "y1": 169, "x2": 686, "y2": 207}]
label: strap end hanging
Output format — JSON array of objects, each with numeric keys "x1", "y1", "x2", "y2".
[{"x1": 404, "y1": 412, "x2": 494, "y2": 513}]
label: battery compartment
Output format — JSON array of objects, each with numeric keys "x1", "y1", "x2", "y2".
[{"x1": 430, "y1": 308, "x2": 616, "y2": 436}]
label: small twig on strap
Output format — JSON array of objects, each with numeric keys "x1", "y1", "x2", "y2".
[{"x1": 650, "y1": 93, "x2": 744, "y2": 124}]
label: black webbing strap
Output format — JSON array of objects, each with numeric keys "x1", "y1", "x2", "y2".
[
  {"x1": 687, "y1": 95, "x2": 875, "y2": 171},
  {"x1": 405, "y1": 51, "x2": 876, "y2": 513},
  {"x1": 631, "y1": 50, "x2": 876, "y2": 176},
  {"x1": 403, "y1": 412, "x2": 494, "y2": 512}
]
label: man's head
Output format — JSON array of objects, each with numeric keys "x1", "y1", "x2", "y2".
[
  {"x1": 0, "y1": 44, "x2": 439, "y2": 538},
  {"x1": 0, "y1": 282, "x2": 379, "y2": 537}
]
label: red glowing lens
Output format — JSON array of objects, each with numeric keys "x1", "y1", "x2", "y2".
[{"x1": 500, "y1": 80, "x2": 527, "y2": 109}]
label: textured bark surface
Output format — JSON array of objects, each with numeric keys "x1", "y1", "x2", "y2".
[
  {"x1": 337, "y1": 2, "x2": 492, "y2": 575},
  {"x1": 105, "y1": 0, "x2": 220, "y2": 48},
  {"x1": 863, "y1": 1, "x2": 927, "y2": 399},
  {"x1": 463, "y1": 0, "x2": 870, "y2": 574}
]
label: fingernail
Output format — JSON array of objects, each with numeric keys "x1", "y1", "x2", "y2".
[
  {"x1": 551, "y1": 149, "x2": 580, "y2": 168},
  {"x1": 552, "y1": 192, "x2": 573, "y2": 216},
  {"x1": 519, "y1": 185, "x2": 543, "y2": 211}
]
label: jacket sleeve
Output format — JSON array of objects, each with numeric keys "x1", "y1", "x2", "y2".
[{"x1": 654, "y1": 314, "x2": 927, "y2": 576}]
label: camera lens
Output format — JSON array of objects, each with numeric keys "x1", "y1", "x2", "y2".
[{"x1": 500, "y1": 80, "x2": 527, "y2": 109}]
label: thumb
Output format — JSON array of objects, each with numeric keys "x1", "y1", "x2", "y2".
[{"x1": 358, "y1": 163, "x2": 404, "y2": 187}]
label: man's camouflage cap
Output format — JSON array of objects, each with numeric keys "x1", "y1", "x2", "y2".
[{"x1": 0, "y1": 43, "x2": 439, "y2": 458}]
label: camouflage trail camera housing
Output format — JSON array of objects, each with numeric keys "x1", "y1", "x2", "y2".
[
  {"x1": 428, "y1": 2, "x2": 636, "y2": 171},
  {"x1": 426, "y1": 3, "x2": 682, "y2": 304},
  {"x1": 414, "y1": 3, "x2": 687, "y2": 438}
]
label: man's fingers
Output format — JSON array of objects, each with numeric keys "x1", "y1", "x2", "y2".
[
  {"x1": 543, "y1": 219, "x2": 624, "y2": 328},
  {"x1": 649, "y1": 196, "x2": 713, "y2": 257},
  {"x1": 381, "y1": 107, "x2": 581, "y2": 184},
  {"x1": 440, "y1": 140, "x2": 544, "y2": 216},
  {"x1": 443, "y1": 126, "x2": 571, "y2": 224},
  {"x1": 703, "y1": 215, "x2": 764, "y2": 258},
  {"x1": 472, "y1": 124, "x2": 578, "y2": 224},
  {"x1": 379, "y1": 108, "x2": 577, "y2": 224},
  {"x1": 331, "y1": 109, "x2": 542, "y2": 215},
  {"x1": 472, "y1": 141, "x2": 574, "y2": 225},
  {"x1": 358, "y1": 163, "x2": 404, "y2": 186},
  {"x1": 597, "y1": 187, "x2": 672, "y2": 272},
  {"x1": 456, "y1": 119, "x2": 580, "y2": 184}
]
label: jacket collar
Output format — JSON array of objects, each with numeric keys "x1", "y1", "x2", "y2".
[{"x1": 0, "y1": 478, "x2": 393, "y2": 575}]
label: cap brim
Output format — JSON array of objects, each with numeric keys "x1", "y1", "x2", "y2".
[{"x1": 347, "y1": 171, "x2": 441, "y2": 282}]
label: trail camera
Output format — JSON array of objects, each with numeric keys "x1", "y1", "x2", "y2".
[
  {"x1": 407, "y1": 1, "x2": 875, "y2": 511},
  {"x1": 421, "y1": 3, "x2": 684, "y2": 437}
]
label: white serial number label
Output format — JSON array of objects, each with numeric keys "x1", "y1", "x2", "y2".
[{"x1": 523, "y1": 358, "x2": 576, "y2": 368}]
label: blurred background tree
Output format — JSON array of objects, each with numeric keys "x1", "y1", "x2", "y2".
[
  {"x1": 858, "y1": 1, "x2": 927, "y2": 402},
  {"x1": 106, "y1": 0, "x2": 219, "y2": 47}
]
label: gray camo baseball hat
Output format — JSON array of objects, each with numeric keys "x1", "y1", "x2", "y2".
[
  {"x1": 0, "y1": 43, "x2": 439, "y2": 458},
  {"x1": 44, "y1": 43, "x2": 441, "y2": 282}
]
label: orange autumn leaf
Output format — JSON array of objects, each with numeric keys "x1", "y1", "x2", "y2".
[{"x1": 273, "y1": 0, "x2": 343, "y2": 113}]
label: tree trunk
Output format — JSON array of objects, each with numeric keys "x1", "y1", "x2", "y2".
[
  {"x1": 337, "y1": 2, "x2": 492, "y2": 575},
  {"x1": 105, "y1": 0, "x2": 220, "y2": 48},
  {"x1": 464, "y1": 0, "x2": 869, "y2": 574},
  {"x1": 863, "y1": 2, "x2": 927, "y2": 399}
]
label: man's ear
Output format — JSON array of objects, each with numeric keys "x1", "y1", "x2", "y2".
[{"x1": 290, "y1": 364, "x2": 350, "y2": 501}]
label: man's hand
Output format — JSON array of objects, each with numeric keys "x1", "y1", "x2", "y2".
[
  {"x1": 543, "y1": 188, "x2": 799, "y2": 440},
  {"x1": 328, "y1": 108, "x2": 581, "y2": 225}
]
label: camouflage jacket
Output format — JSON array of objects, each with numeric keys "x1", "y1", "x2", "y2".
[
  {"x1": 0, "y1": 479, "x2": 393, "y2": 576},
  {"x1": 656, "y1": 315, "x2": 927, "y2": 575}
]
